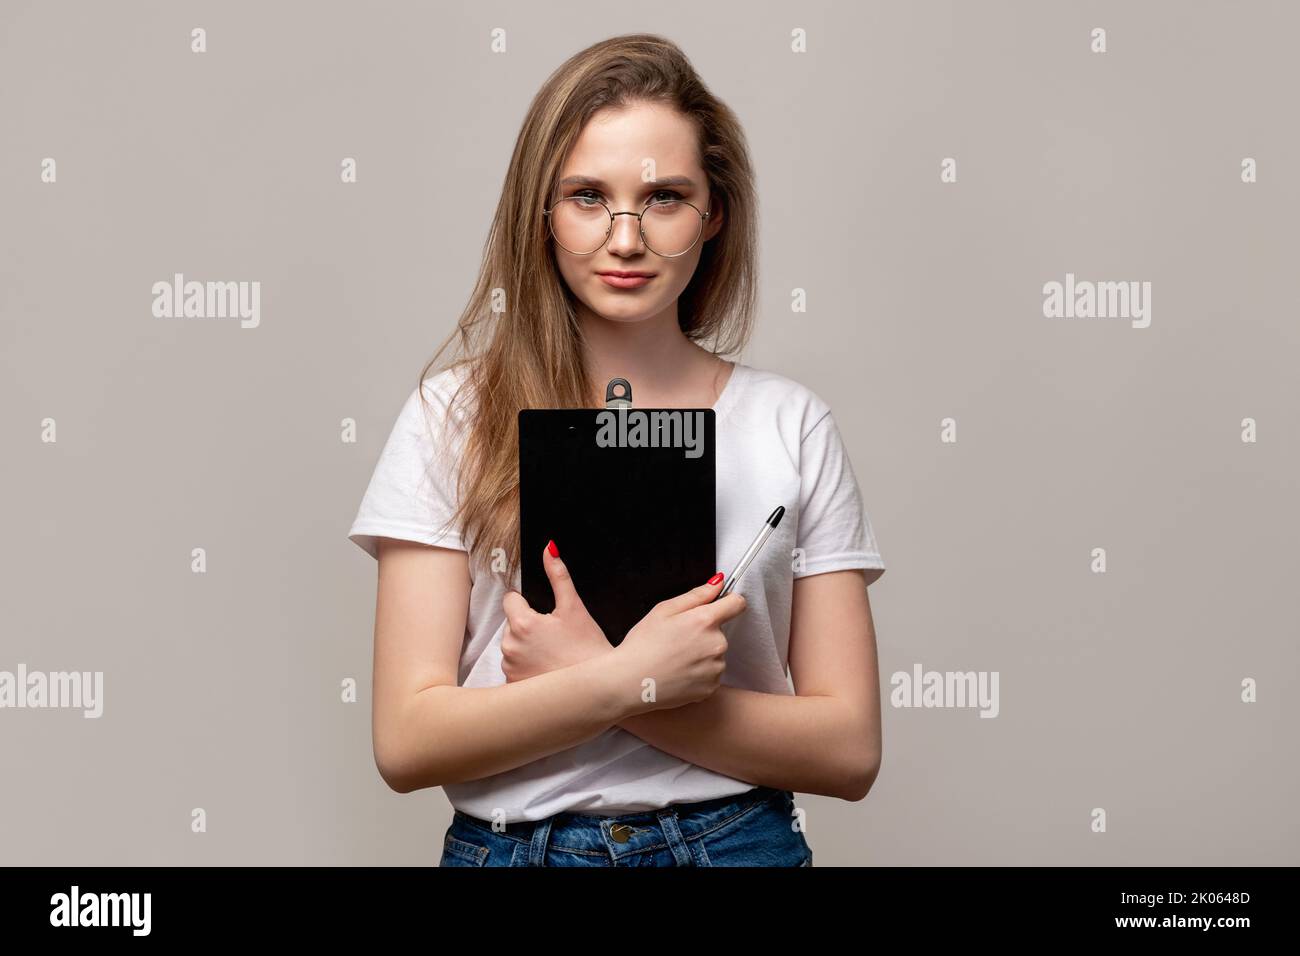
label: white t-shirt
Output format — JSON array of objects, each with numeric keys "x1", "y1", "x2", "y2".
[{"x1": 348, "y1": 361, "x2": 886, "y2": 821}]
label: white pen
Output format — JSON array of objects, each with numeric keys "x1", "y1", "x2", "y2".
[{"x1": 716, "y1": 506, "x2": 785, "y2": 599}]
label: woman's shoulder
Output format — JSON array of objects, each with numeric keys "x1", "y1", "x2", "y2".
[
  {"x1": 733, "y1": 362, "x2": 834, "y2": 437},
  {"x1": 391, "y1": 361, "x2": 477, "y2": 444},
  {"x1": 416, "y1": 360, "x2": 475, "y2": 404}
]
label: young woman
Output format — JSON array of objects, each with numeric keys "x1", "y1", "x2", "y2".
[{"x1": 348, "y1": 34, "x2": 886, "y2": 867}]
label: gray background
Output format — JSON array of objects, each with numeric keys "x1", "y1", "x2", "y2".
[{"x1": 2, "y1": 0, "x2": 1296, "y2": 865}]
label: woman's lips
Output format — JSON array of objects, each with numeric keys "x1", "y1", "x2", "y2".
[{"x1": 598, "y1": 273, "x2": 654, "y2": 289}]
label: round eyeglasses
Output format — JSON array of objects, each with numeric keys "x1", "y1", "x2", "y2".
[{"x1": 542, "y1": 196, "x2": 710, "y2": 258}]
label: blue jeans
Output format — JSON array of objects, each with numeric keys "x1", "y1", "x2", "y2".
[{"x1": 440, "y1": 785, "x2": 813, "y2": 867}]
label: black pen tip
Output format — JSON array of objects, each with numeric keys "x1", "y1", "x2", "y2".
[{"x1": 767, "y1": 506, "x2": 785, "y2": 527}]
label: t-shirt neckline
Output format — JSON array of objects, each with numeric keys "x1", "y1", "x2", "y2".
[{"x1": 712, "y1": 360, "x2": 747, "y2": 423}]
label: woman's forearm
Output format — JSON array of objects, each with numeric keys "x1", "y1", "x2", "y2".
[
  {"x1": 617, "y1": 686, "x2": 880, "y2": 801},
  {"x1": 377, "y1": 655, "x2": 635, "y2": 793}
]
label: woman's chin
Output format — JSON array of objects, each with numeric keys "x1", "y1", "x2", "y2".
[{"x1": 588, "y1": 302, "x2": 661, "y2": 324}]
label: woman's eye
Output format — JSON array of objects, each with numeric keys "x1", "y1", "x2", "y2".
[{"x1": 568, "y1": 188, "x2": 684, "y2": 205}]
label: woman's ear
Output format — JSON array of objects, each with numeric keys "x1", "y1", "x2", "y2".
[{"x1": 703, "y1": 196, "x2": 725, "y2": 241}]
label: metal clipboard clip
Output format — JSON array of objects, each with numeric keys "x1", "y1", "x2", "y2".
[{"x1": 604, "y1": 378, "x2": 633, "y2": 409}]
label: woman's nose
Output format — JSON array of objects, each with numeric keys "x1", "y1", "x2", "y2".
[{"x1": 605, "y1": 212, "x2": 644, "y2": 255}]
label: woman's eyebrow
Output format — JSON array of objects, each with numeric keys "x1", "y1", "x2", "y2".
[{"x1": 558, "y1": 174, "x2": 697, "y2": 190}]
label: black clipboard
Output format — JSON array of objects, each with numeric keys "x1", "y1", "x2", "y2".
[{"x1": 519, "y1": 378, "x2": 716, "y2": 646}]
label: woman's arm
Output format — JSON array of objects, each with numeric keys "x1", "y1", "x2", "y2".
[
  {"x1": 370, "y1": 537, "x2": 634, "y2": 794},
  {"x1": 615, "y1": 569, "x2": 883, "y2": 801}
]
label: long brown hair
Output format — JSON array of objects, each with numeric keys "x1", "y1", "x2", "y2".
[{"x1": 418, "y1": 33, "x2": 758, "y2": 582}]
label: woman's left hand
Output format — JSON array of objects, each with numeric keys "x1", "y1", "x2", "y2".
[{"x1": 500, "y1": 541, "x2": 612, "y2": 682}]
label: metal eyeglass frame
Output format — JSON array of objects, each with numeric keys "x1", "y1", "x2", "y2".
[{"x1": 541, "y1": 196, "x2": 711, "y2": 258}]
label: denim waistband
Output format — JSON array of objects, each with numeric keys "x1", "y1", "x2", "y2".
[{"x1": 452, "y1": 785, "x2": 787, "y2": 847}]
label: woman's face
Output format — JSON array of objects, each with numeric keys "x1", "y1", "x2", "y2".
[{"x1": 548, "y1": 101, "x2": 724, "y2": 325}]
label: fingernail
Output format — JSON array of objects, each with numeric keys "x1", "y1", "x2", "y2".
[
  {"x1": 547, "y1": 540, "x2": 559, "y2": 558},
  {"x1": 707, "y1": 571, "x2": 724, "y2": 586}
]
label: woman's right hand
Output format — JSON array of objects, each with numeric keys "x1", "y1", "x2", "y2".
[{"x1": 610, "y1": 573, "x2": 747, "y2": 716}]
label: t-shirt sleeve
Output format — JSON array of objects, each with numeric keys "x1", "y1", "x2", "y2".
[
  {"x1": 793, "y1": 410, "x2": 886, "y2": 586},
  {"x1": 347, "y1": 379, "x2": 467, "y2": 560}
]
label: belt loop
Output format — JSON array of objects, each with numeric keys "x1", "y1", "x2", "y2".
[
  {"x1": 528, "y1": 816, "x2": 554, "y2": 866},
  {"x1": 655, "y1": 807, "x2": 694, "y2": 867}
]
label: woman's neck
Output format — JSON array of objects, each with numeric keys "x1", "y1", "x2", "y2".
[{"x1": 577, "y1": 303, "x2": 725, "y2": 407}]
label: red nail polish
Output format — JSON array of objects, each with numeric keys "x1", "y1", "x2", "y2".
[
  {"x1": 707, "y1": 571, "x2": 724, "y2": 586},
  {"x1": 547, "y1": 540, "x2": 559, "y2": 558}
]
